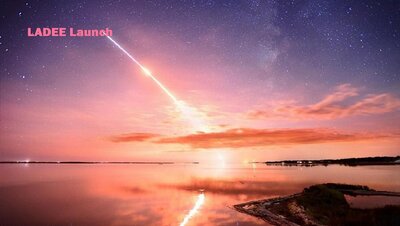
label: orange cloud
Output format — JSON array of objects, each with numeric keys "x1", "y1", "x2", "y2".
[
  {"x1": 110, "y1": 132, "x2": 159, "y2": 142},
  {"x1": 155, "y1": 128, "x2": 388, "y2": 149},
  {"x1": 248, "y1": 84, "x2": 400, "y2": 120}
]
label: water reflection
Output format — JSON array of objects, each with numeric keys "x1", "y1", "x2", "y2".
[
  {"x1": 0, "y1": 164, "x2": 399, "y2": 225},
  {"x1": 345, "y1": 195, "x2": 400, "y2": 209},
  {"x1": 160, "y1": 178, "x2": 310, "y2": 199},
  {"x1": 180, "y1": 193, "x2": 205, "y2": 226}
]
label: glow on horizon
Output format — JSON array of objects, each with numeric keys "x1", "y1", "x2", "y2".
[{"x1": 179, "y1": 193, "x2": 205, "y2": 226}]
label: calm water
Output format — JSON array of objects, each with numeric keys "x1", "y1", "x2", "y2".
[{"x1": 0, "y1": 164, "x2": 399, "y2": 226}]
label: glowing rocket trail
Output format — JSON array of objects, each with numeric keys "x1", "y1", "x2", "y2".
[
  {"x1": 106, "y1": 35, "x2": 209, "y2": 132},
  {"x1": 106, "y1": 36, "x2": 228, "y2": 168},
  {"x1": 106, "y1": 35, "x2": 179, "y2": 103}
]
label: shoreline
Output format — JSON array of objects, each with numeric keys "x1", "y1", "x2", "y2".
[
  {"x1": 256, "y1": 156, "x2": 400, "y2": 167},
  {"x1": 234, "y1": 183, "x2": 400, "y2": 225}
]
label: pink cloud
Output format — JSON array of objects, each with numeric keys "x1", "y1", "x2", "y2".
[
  {"x1": 248, "y1": 84, "x2": 400, "y2": 120},
  {"x1": 109, "y1": 133, "x2": 160, "y2": 142},
  {"x1": 155, "y1": 128, "x2": 388, "y2": 149}
]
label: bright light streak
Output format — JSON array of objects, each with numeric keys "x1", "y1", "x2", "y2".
[
  {"x1": 106, "y1": 35, "x2": 179, "y2": 103},
  {"x1": 142, "y1": 67, "x2": 152, "y2": 76},
  {"x1": 106, "y1": 35, "x2": 209, "y2": 132},
  {"x1": 179, "y1": 193, "x2": 205, "y2": 226}
]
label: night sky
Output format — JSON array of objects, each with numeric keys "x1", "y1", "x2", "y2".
[{"x1": 1, "y1": 0, "x2": 399, "y2": 162}]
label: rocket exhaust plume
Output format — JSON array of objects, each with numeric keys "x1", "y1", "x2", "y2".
[{"x1": 105, "y1": 35, "x2": 209, "y2": 132}]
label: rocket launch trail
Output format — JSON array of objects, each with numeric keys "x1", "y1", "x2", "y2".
[
  {"x1": 105, "y1": 35, "x2": 209, "y2": 132},
  {"x1": 106, "y1": 35, "x2": 178, "y2": 103}
]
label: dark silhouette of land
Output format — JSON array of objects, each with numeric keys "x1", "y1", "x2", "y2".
[
  {"x1": 257, "y1": 156, "x2": 400, "y2": 167},
  {"x1": 234, "y1": 183, "x2": 400, "y2": 226}
]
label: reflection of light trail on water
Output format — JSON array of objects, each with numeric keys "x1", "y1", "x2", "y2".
[
  {"x1": 252, "y1": 162, "x2": 256, "y2": 177},
  {"x1": 179, "y1": 193, "x2": 205, "y2": 226},
  {"x1": 105, "y1": 35, "x2": 209, "y2": 132}
]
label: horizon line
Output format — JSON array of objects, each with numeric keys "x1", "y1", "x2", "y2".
[{"x1": 0, "y1": 160, "x2": 199, "y2": 165}]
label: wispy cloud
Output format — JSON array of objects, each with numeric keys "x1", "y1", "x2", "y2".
[
  {"x1": 155, "y1": 128, "x2": 388, "y2": 149},
  {"x1": 248, "y1": 84, "x2": 400, "y2": 120},
  {"x1": 109, "y1": 132, "x2": 160, "y2": 143}
]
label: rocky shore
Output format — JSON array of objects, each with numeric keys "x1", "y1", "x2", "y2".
[{"x1": 234, "y1": 183, "x2": 400, "y2": 226}]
